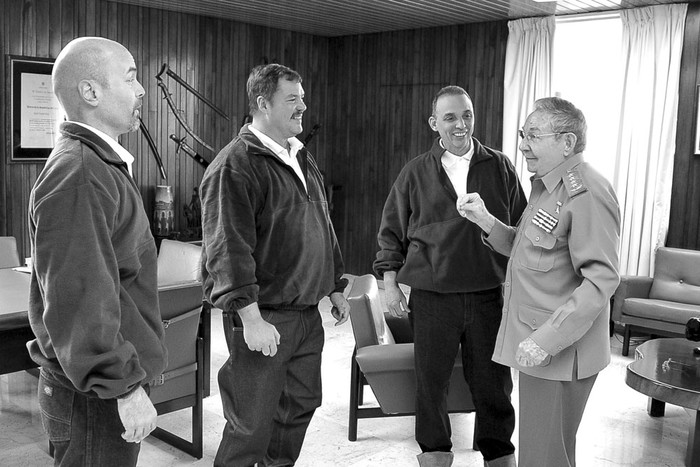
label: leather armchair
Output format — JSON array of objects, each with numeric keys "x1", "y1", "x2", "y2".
[
  {"x1": 149, "y1": 239, "x2": 206, "y2": 458},
  {"x1": 612, "y1": 247, "x2": 700, "y2": 356},
  {"x1": 347, "y1": 274, "x2": 476, "y2": 444},
  {"x1": 0, "y1": 236, "x2": 21, "y2": 269}
]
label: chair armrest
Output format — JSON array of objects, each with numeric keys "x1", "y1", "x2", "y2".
[
  {"x1": 611, "y1": 275, "x2": 653, "y2": 322},
  {"x1": 384, "y1": 313, "x2": 413, "y2": 344},
  {"x1": 158, "y1": 281, "x2": 204, "y2": 320},
  {"x1": 355, "y1": 343, "x2": 414, "y2": 374}
]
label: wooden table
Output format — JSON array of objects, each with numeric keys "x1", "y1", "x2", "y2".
[
  {"x1": 0, "y1": 268, "x2": 36, "y2": 374},
  {"x1": 0, "y1": 268, "x2": 211, "y2": 396},
  {"x1": 626, "y1": 338, "x2": 700, "y2": 466}
]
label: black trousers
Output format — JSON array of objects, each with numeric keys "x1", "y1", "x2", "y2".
[{"x1": 409, "y1": 288, "x2": 516, "y2": 461}]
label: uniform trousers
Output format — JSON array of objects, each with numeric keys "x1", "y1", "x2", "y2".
[
  {"x1": 518, "y1": 371, "x2": 597, "y2": 467},
  {"x1": 409, "y1": 288, "x2": 516, "y2": 461},
  {"x1": 215, "y1": 306, "x2": 324, "y2": 467}
]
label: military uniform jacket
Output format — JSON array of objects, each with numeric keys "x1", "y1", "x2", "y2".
[{"x1": 485, "y1": 153, "x2": 620, "y2": 381}]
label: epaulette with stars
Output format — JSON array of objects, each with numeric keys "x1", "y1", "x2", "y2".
[{"x1": 564, "y1": 167, "x2": 588, "y2": 198}]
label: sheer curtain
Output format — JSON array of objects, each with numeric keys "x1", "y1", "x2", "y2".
[
  {"x1": 615, "y1": 4, "x2": 687, "y2": 276},
  {"x1": 502, "y1": 16, "x2": 555, "y2": 196}
]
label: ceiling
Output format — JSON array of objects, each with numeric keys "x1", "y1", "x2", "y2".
[{"x1": 111, "y1": 0, "x2": 693, "y2": 37}]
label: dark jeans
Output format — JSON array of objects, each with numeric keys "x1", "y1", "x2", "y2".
[
  {"x1": 38, "y1": 368, "x2": 141, "y2": 467},
  {"x1": 215, "y1": 306, "x2": 324, "y2": 467},
  {"x1": 409, "y1": 288, "x2": 515, "y2": 461}
]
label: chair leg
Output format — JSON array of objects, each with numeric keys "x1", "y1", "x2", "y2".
[
  {"x1": 358, "y1": 373, "x2": 366, "y2": 405},
  {"x1": 151, "y1": 337, "x2": 204, "y2": 458},
  {"x1": 348, "y1": 351, "x2": 360, "y2": 441},
  {"x1": 622, "y1": 325, "x2": 632, "y2": 356},
  {"x1": 192, "y1": 337, "x2": 204, "y2": 457},
  {"x1": 472, "y1": 414, "x2": 479, "y2": 451}
]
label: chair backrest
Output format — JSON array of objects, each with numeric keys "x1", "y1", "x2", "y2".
[
  {"x1": 347, "y1": 274, "x2": 395, "y2": 349},
  {"x1": 0, "y1": 236, "x2": 21, "y2": 269},
  {"x1": 649, "y1": 247, "x2": 700, "y2": 305},
  {"x1": 158, "y1": 239, "x2": 202, "y2": 286},
  {"x1": 151, "y1": 241, "x2": 205, "y2": 407}
]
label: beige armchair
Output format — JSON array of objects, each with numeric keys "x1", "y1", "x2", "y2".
[
  {"x1": 0, "y1": 236, "x2": 21, "y2": 269},
  {"x1": 346, "y1": 274, "x2": 476, "y2": 445},
  {"x1": 149, "y1": 239, "x2": 207, "y2": 458},
  {"x1": 612, "y1": 247, "x2": 700, "y2": 356}
]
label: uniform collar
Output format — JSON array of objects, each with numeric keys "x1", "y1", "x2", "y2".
[{"x1": 536, "y1": 153, "x2": 585, "y2": 193}]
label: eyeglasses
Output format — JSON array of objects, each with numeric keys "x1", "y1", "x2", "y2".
[{"x1": 518, "y1": 129, "x2": 567, "y2": 143}]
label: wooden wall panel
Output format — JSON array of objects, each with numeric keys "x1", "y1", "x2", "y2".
[
  {"x1": 667, "y1": 3, "x2": 700, "y2": 251},
  {"x1": 6, "y1": 1, "x2": 695, "y2": 277},
  {"x1": 326, "y1": 21, "x2": 509, "y2": 274},
  {"x1": 1, "y1": 0, "x2": 328, "y2": 258}
]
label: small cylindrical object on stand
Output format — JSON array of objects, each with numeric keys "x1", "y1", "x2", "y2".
[{"x1": 154, "y1": 185, "x2": 174, "y2": 237}]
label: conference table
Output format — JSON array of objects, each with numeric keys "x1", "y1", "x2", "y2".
[
  {"x1": 0, "y1": 267, "x2": 211, "y2": 396},
  {"x1": 0, "y1": 268, "x2": 36, "y2": 375},
  {"x1": 626, "y1": 338, "x2": 700, "y2": 467}
]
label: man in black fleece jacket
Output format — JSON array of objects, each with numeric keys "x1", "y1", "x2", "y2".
[
  {"x1": 28, "y1": 37, "x2": 166, "y2": 466},
  {"x1": 375, "y1": 86, "x2": 526, "y2": 467},
  {"x1": 200, "y1": 64, "x2": 350, "y2": 467}
]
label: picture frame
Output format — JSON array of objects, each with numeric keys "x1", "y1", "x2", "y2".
[{"x1": 8, "y1": 55, "x2": 62, "y2": 162}]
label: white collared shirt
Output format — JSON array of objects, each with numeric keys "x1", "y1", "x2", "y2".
[
  {"x1": 71, "y1": 122, "x2": 135, "y2": 176},
  {"x1": 249, "y1": 125, "x2": 307, "y2": 191},
  {"x1": 440, "y1": 139, "x2": 474, "y2": 196}
]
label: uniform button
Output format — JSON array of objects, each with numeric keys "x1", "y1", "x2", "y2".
[
  {"x1": 680, "y1": 279, "x2": 684, "y2": 284},
  {"x1": 531, "y1": 319, "x2": 537, "y2": 325},
  {"x1": 558, "y1": 346, "x2": 563, "y2": 351},
  {"x1": 505, "y1": 282, "x2": 510, "y2": 287},
  {"x1": 535, "y1": 236, "x2": 540, "y2": 242}
]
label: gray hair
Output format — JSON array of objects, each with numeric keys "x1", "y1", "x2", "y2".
[{"x1": 533, "y1": 97, "x2": 587, "y2": 153}]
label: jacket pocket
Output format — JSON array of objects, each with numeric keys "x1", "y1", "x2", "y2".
[
  {"x1": 518, "y1": 303, "x2": 552, "y2": 330},
  {"x1": 38, "y1": 370, "x2": 74, "y2": 442},
  {"x1": 519, "y1": 223, "x2": 557, "y2": 272}
]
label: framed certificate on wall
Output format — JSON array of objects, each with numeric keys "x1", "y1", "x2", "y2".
[{"x1": 8, "y1": 55, "x2": 63, "y2": 162}]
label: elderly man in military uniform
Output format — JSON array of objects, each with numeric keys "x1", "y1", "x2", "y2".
[{"x1": 457, "y1": 97, "x2": 620, "y2": 467}]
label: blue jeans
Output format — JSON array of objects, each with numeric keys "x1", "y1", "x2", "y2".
[
  {"x1": 409, "y1": 288, "x2": 515, "y2": 461},
  {"x1": 215, "y1": 306, "x2": 324, "y2": 467},
  {"x1": 38, "y1": 368, "x2": 141, "y2": 467}
]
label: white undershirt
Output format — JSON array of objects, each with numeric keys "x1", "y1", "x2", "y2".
[
  {"x1": 440, "y1": 139, "x2": 474, "y2": 196},
  {"x1": 71, "y1": 122, "x2": 135, "y2": 176},
  {"x1": 249, "y1": 125, "x2": 307, "y2": 191}
]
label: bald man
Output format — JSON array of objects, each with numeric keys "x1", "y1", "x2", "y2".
[{"x1": 27, "y1": 37, "x2": 167, "y2": 466}]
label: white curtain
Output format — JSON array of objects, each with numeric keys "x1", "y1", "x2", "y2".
[
  {"x1": 614, "y1": 4, "x2": 687, "y2": 276},
  {"x1": 503, "y1": 16, "x2": 555, "y2": 196}
]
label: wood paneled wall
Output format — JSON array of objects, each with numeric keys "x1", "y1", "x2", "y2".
[
  {"x1": 325, "y1": 22, "x2": 508, "y2": 274},
  {"x1": 667, "y1": 3, "x2": 700, "y2": 251},
  {"x1": 1, "y1": 0, "x2": 329, "y2": 258},
  {"x1": 3, "y1": 0, "x2": 698, "y2": 275}
]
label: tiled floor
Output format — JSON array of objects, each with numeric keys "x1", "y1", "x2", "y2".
[{"x1": 0, "y1": 277, "x2": 691, "y2": 466}]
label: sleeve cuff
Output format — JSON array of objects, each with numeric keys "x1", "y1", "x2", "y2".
[
  {"x1": 116, "y1": 383, "x2": 141, "y2": 400},
  {"x1": 333, "y1": 276, "x2": 349, "y2": 294}
]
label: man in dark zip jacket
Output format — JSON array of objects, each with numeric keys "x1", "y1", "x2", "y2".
[
  {"x1": 28, "y1": 37, "x2": 167, "y2": 466},
  {"x1": 374, "y1": 86, "x2": 527, "y2": 467},
  {"x1": 200, "y1": 64, "x2": 350, "y2": 467}
]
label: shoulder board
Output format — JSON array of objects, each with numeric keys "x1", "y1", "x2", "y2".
[{"x1": 564, "y1": 167, "x2": 588, "y2": 198}]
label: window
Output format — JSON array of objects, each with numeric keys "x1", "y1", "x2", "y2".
[{"x1": 553, "y1": 13, "x2": 622, "y2": 183}]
